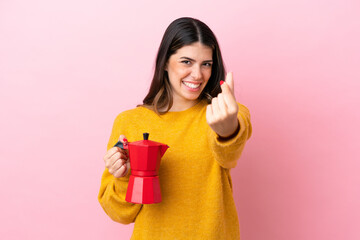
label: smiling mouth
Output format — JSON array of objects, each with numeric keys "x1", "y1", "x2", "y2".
[{"x1": 182, "y1": 81, "x2": 202, "y2": 89}]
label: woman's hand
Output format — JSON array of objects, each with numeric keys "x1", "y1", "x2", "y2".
[
  {"x1": 206, "y1": 72, "x2": 239, "y2": 138},
  {"x1": 103, "y1": 135, "x2": 130, "y2": 178}
]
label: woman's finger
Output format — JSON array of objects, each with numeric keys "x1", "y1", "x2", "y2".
[
  {"x1": 103, "y1": 147, "x2": 119, "y2": 161},
  {"x1": 217, "y1": 93, "x2": 228, "y2": 116},
  {"x1": 105, "y1": 151, "x2": 119, "y2": 168},
  {"x1": 211, "y1": 97, "x2": 221, "y2": 119},
  {"x1": 108, "y1": 151, "x2": 127, "y2": 167},
  {"x1": 221, "y1": 81, "x2": 236, "y2": 101},
  {"x1": 109, "y1": 158, "x2": 122, "y2": 174},
  {"x1": 225, "y1": 72, "x2": 234, "y2": 93},
  {"x1": 206, "y1": 104, "x2": 214, "y2": 124},
  {"x1": 119, "y1": 135, "x2": 127, "y2": 143},
  {"x1": 113, "y1": 164, "x2": 127, "y2": 178}
]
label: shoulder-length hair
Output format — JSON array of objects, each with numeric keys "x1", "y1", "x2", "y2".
[{"x1": 141, "y1": 17, "x2": 225, "y2": 114}]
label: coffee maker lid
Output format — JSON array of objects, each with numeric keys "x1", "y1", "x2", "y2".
[{"x1": 129, "y1": 133, "x2": 166, "y2": 147}]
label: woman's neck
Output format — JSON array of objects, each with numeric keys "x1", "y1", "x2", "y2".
[{"x1": 168, "y1": 99, "x2": 201, "y2": 112}]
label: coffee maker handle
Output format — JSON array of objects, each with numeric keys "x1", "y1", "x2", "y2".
[{"x1": 113, "y1": 140, "x2": 128, "y2": 149}]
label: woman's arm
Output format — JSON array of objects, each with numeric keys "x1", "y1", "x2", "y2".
[
  {"x1": 206, "y1": 72, "x2": 252, "y2": 168},
  {"x1": 98, "y1": 114, "x2": 142, "y2": 224},
  {"x1": 98, "y1": 169, "x2": 142, "y2": 224},
  {"x1": 207, "y1": 103, "x2": 252, "y2": 169}
]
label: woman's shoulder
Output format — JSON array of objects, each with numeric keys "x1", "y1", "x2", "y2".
[{"x1": 113, "y1": 106, "x2": 154, "y2": 124}]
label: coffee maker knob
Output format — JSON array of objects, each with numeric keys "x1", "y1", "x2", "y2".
[{"x1": 143, "y1": 133, "x2": 149, "y2": 140}]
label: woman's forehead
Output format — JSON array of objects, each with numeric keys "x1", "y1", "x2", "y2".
[{"x1": 172, "y1": 42, "x2": 213, "y2": 60}]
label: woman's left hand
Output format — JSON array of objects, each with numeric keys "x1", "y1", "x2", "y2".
[{"x1": 206, "y1": 72, "x2": 239, "y2": 138}]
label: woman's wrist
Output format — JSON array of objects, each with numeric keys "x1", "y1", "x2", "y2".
[{"x1": 218, "y1": 121, "x2": 240, "y2": 141}]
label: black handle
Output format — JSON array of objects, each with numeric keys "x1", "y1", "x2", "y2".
[{"x1": 114, "y1": 141, "x2": 125, "y2": 149}]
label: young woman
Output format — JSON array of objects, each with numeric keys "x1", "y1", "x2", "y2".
[{"x1": 98, "y1": 17, "x2": 252, "y2": 239}]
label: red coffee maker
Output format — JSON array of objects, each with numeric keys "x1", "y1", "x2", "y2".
[{"x1": 114, "y1": 133, "x2": 169, "y2": 204}]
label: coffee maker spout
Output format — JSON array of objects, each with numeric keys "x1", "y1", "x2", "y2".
[{"x1": 160, "y1": 145, "x2": 169, "y2": 157}]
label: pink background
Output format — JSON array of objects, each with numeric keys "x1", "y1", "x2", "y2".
[{"x1": 1, "y1": 0, "x2": 359, "y2": 239}]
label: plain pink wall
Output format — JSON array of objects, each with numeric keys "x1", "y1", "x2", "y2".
[{"x1": 1, "y1": 0, "x2": 359, "y2": 239}]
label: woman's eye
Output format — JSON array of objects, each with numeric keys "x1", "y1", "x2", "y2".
[
  {"x1": 181, "y1": 60, "x2": 191, "y2": 65},
  {"x1": 203, "y1": 63, "x2": 212, "y2": 67}
]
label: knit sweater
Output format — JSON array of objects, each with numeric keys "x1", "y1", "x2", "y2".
[{"x1": 98, "y1": 100, "x2": 252, "y2": 240}]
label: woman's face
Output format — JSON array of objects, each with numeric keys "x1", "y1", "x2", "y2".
[{"x1": 166, "y1": 42, "x2": 213, "y2": 110}]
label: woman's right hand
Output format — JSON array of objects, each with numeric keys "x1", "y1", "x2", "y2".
[{"x1": 103, "y1": 135, "x2": 130, "y2": 178}]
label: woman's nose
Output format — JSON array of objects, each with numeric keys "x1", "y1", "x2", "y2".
[{"x1": 191, "y1": 65, "x2": 202, "y2": 80}]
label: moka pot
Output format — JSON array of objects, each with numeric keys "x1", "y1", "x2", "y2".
[{"x1": 114, "y1": 133, "x2": 169, "y2": 204}]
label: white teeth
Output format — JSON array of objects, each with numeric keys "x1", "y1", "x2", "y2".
[{"x1": 183, "y1": 81, "x2": 201, "y2": 89}]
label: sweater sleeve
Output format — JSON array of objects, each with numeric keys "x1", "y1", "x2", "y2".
[
  {"x1": 98, "y1": 113, "x2": 142, "y2": 224},
  {"x1": 208, "y1": 103, "x2": 252, "y2": 169}
]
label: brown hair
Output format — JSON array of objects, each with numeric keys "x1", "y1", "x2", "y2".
[{"x1": 141, "y1": 17, "x2": 226, "y2": 114}]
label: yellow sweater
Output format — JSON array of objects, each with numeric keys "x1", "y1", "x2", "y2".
[{"x1": 98, "y1": 100, "x2": 252, "y2": 239}]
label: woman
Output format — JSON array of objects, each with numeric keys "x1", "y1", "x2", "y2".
[{"x1": 98, "y1": 17, "x2": 252, "y2": 239}]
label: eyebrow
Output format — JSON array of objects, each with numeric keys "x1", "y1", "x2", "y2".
[{"x1": 180, "y1": 57, "x2": 213, "y2": 62}]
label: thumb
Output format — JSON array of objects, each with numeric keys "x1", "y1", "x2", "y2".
[
  {"x1": 220, "y1": 79, "x2": 232, "y2": 96},
  {"x1": 114, "y1": 135, "x2": 128, "y2": 149},
  {"x1": 119, "y1": 135, "x2": 128, "y2": 143},
  {"x1": 224, "y1": 72, "x2": 234, "y2": 94}
]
